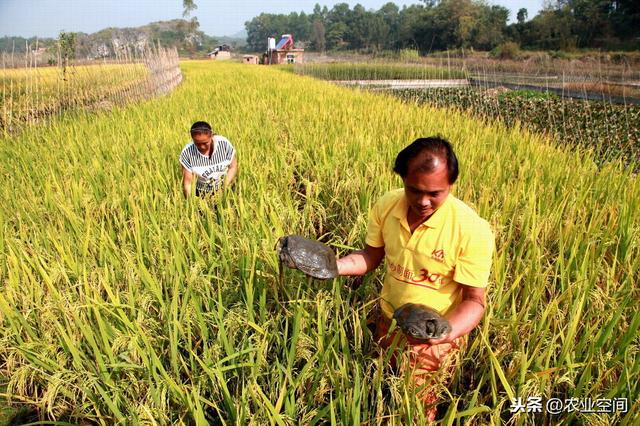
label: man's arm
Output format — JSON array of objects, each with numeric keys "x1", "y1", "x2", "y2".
[
  {"x1": 336, "y1": 244, "x2": 385, "y2": 276},
  {"x1": 428, "y1": 284, "x2": 485, "y2": 344},
  {"x1": 182, "y1": 166, "x2": 193, "y2": 198},
  {"x1": 225, "y1": 156, "x2": 238, "y2": 187}
]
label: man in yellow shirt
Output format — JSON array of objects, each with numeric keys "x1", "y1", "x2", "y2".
[{"x1": 336, "y1": 136, "x2": 494, "y2": 421}]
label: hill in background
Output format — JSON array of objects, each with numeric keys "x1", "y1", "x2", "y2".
[{"x1": 0, "y1": 19, "x2": 246, "y2": 60}]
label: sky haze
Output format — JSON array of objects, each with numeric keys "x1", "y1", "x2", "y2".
[{"x1": 0, "y1": 0, "x2": 545, "y2": 39}]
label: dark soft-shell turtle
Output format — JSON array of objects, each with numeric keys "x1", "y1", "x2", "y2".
[
  {"x1": 277, "y1": 235, "x2": 338, "y2": 280},
  {"x1": 393, "y1": 303, "x2": 452, "y2": 341}
]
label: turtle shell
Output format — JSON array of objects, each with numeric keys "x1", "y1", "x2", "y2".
[
  {"x1": 277, "y1": 235, "x2": 338, "y2": 280},
  {"x1": 393, "y1": 303, "x2": 452, "y2": 341}
]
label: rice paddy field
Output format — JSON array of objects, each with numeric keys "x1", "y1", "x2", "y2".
[
  {"x1": 1, "y1": 64, "x2": 147, "y2": 130},
  {"x1": 1, "y1": 47, "x2": 181, "y2": 132},
  {"x1": 0, "y1": 60, "x2": 639, "y2": 424}
]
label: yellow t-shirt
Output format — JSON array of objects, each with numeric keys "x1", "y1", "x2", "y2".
[{"x1": 365, "y1": 189, "x2": 494, "y2": 319}]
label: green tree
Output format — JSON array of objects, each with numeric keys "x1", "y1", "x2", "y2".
[
  {"x1": 58, "y1": 31, "x2": 77, "y2": 79},
  {"x1": 397, "y1": 5, "x2": 434, "y2": 52},
  {"x1": 346, "y1": 4, "x2": 370, "y2": 49},
  {"x1": 288, "y1": 12, "x2": 312, "y2": 42},
  {"x1": 239, "y1": 0, "x2": 638, "y2": 54},
  {"x1": 311, "y1": 3, "x2": 328, "y2": 21},
  {"x1": 379, "y1": 3, "x2": 401, "y2": 49},
  {"x1": 472, "y1": 5, "x2": 509, "y2": 50},
  {"x1": 347, "y1": 5, "x2": 390, "y2": 51},
  {"x1": 529, "y1": 7, "x2": 576, "y2": 49},
  {"x1": 311, "y1": 20, "x2": 326, "y2": 52},
  {"x1": 245, "y1": 14, "x2": 289, "y2": 51},
  {"x1": 517, "y1": 8, "x2": 528, "y2": 24},
  {"x1": 393, "y1": 0, "x2": 510, "y2": 52},
  {"x1": 366, "y1": 13, "x2": 391, "y2": 51},
  {"x1": 183, "y1": 0, "x2": 197, "y2": 17},
  {"x1": 326, "y1": 22, "x2": 348, "y2": 50},
  {"x1": 610, "y1": 0, "x2": 640, "y2": 43},
  {"x1": 326, "y1": 4, "x2": 352, "y2": 49},
  {"x1": 559, "y1": 0, "x2": 611, "y2": 47}
]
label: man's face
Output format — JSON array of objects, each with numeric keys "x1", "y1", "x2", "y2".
[
  {"x1": 192, "y1": 132, "x2": 212, "y2": 154},
  {"x1": 403, "y1": 159, "x2": 452, "y2": 221}
]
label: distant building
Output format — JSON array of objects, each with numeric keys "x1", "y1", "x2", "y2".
[
  {"x1": 243, "y1": 55, "x2": 259, "y2": 64},
  {"x1": 31, "y1": 47, "x2": 48, "y2": 57},
  {"x1": 208, "y1": 44, "x2": 231, "y2": 60},
  {"x1": 269, "y1": 49, "x2": 304, "y2": 65},
  {"x1": 265, "y1": 34, "x2": 304, "y2": 65}
]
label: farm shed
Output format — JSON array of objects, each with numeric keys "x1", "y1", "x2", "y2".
[{"x1": 243, "y1": 55, "x2": 259, "y2": 64}]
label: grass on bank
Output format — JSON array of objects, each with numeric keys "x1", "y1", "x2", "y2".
[{"x1": 290, "y1": 62, "x2": 467, "y2": 80}]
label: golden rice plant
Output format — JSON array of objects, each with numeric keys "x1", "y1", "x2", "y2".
[
  {"x1": 0, "y1": 61, "x2": 637, "y2": 425},
  {"x1": 1, "y1": 46, "x2": 181, "y2": 133}
]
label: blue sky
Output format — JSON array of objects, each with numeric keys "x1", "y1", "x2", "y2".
[{"x1": 0, "y1": 0, "x2": 545, "y2": 38}]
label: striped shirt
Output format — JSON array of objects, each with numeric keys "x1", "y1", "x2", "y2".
[{"x1": 179, "y1": 135, "x2": 236, "y2": 194}]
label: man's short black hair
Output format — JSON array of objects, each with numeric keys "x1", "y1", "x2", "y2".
[
  {"x1": 190, "y1": 121, "x2": 213, "y2": 136},
  {"x1": 393, "y1": 136, "x2": 459, "y2": 184}
]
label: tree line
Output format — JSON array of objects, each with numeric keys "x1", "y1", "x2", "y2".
[
  {"x1": 244, "y1": 0, "x2": 639, "y2": 53},
  {"x1": 0, "y1": 20, "x2": 222, "y2": 61}
]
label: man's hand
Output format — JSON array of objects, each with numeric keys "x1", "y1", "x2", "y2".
[
  {"x1": 426, "y1": 333, "x2": 451, "y2": 345},
  {"x1": 426, "y1": 284, "x2": 486, "y2": 344}
]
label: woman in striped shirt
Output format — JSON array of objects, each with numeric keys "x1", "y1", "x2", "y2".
[{"x1": 180, "y1": 121, "x2": 238, "y2": 198}]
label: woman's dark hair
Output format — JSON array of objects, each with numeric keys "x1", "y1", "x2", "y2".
[
  {"x1": 190, "y1": 121, "x2": 213, "y2": 136},
  {"x1": 393, "y1": 136, "x2": 459, "y2": 184}
]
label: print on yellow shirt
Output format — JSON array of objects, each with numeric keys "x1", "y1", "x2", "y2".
[{"x1": 365, "y1": 189, "x2": 494, "y2": 319}]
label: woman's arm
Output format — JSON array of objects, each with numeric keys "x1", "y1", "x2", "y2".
[
  {"x1": 182, "y1": 166, "x2": 193, "y2": 198},
  {"x1": 225, "y1": 156, "x2": 238, "y2": 187}
]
